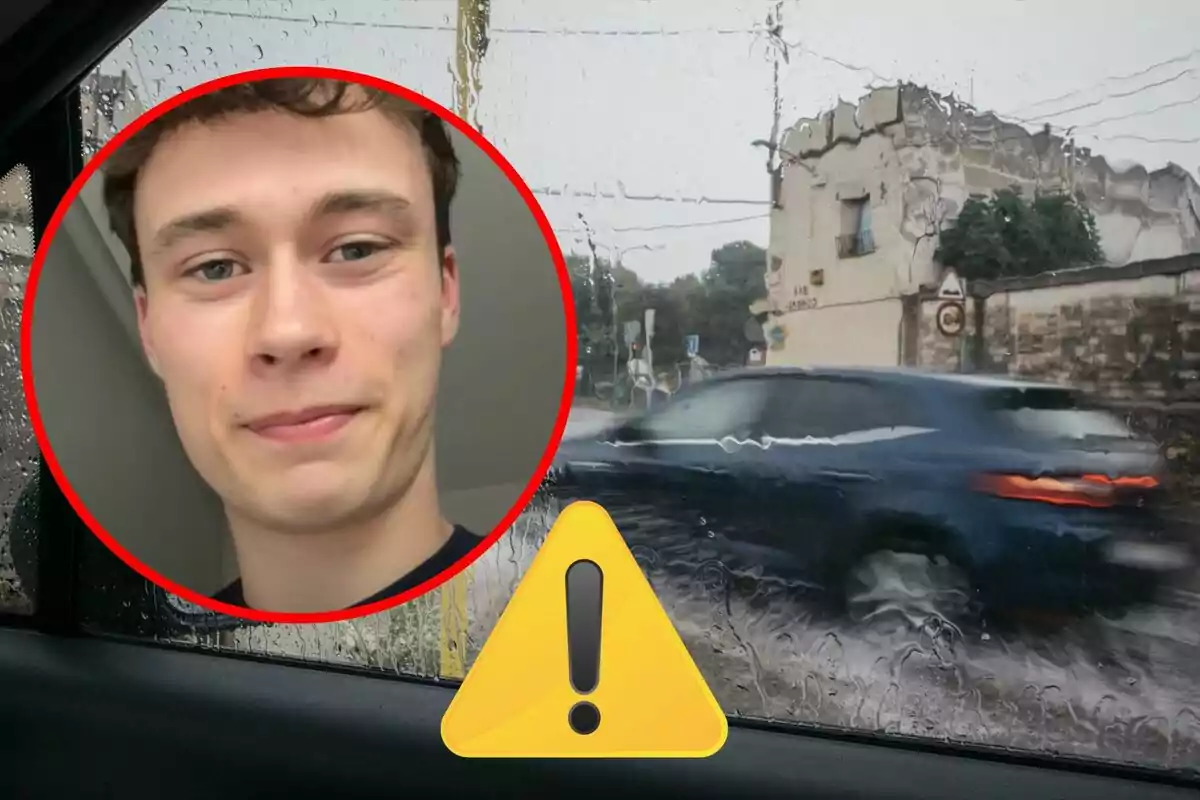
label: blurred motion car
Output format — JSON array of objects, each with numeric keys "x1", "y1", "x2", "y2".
[{"x1": 549, "y1": 367, "x2": 1196, "y2": 628}]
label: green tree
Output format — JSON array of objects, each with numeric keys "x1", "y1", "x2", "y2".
[
  {"x1": 564, "y1": 240, "x2": 767, "y2": 384},
  {"x1": 935, "y1": 188, "x2": 1103, "y2": 281},
  {"x1": 691, "y1": 241, "x2": 768, "y2": 366}
]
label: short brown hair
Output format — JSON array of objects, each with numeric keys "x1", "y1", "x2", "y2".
[{"x1": 101, "y1": 77, "x2": 461, "y2": 287}]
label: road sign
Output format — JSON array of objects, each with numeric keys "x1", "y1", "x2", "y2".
[
  {"x1": 937, "y1": 269, "x2": 966, "y2": 300},
  {"x1": 622, "y1": 320, "x2": 641, "y2": 347},
  {"x1": 684, "y1": 334, "x2": 700, "y2": 358},
  {"x1": 935, "y1": 301, "x2": 966, "y2": 337},
  {"x1": 441, "y1": 501, "x2": 727, "y2": 758}
]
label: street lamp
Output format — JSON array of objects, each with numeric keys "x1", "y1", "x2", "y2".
[
  {"x1": 575, "y1": 214, "x2": 665, "y2": 397},
  {"x1": 601, "y1": 242, "x2": 664, "y2": 394}
]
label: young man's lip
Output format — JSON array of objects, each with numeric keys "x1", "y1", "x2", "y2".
[{"x1": 244, "y1": 405, "x2": 366, "y2": 433}]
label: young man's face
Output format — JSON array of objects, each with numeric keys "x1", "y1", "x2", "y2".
[{"x1": 131, "y1": 101, "x2": 460, "y2": 534}]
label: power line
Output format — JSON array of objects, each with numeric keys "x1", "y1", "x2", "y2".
[
  {"x1": 1070, "y1": 90, "x2": 1200, "y2": 132},
  {"x1": 1009, "y1": 68, "x2": 1198, "y2": 125},
  {"x1": 779, "y1": 36, "x2": 896, "y2": 86},
  {"x1": 1096, "y1": 133, "x2": 1200, "y2": 145},
  {"x1": 1002, "y1": 47, "x2": 1200, "y2": 117},
  {"x1": 531, "y1": 187, "x2": 771, "y2": 206},
  {"x1": 163, "y1": 6, "x2": 757, "y2": 36},
  {"x1": 553, "y1": 213, "x2": 770, "y2": 235}
]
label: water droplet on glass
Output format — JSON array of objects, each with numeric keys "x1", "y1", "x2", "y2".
[
  {"x1": 252, "y1": 44, "x2": 264, "y2": 61},
  {"x1": 179, "y1": 45, "x2": 189, "y2": 57}
]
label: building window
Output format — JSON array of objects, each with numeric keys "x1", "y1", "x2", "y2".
[{"x1": 836, "y1": 196, "x2": 876, "y2": 258}]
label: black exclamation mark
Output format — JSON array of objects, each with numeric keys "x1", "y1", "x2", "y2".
[{"x1": 565, "y1": 559, "x2": 603, "y2": 735}]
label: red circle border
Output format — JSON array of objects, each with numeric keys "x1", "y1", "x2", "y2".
[{"x1": 19, "y1": 65, "x2": 578, "y2": 625}]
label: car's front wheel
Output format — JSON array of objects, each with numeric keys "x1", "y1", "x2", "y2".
[{"x1": 843, "y1": 549, "x2": 978, "y2": 640}]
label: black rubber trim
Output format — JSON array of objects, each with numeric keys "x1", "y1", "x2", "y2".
[
  {"x1": 20, "y1": 91, "x2": 85, "y2": 635},
  {"x1": 0, "y1": 628, "x2": 1194, "y2": 799},
  {"x1": 0, "y1": 0, "x2": 166, "y2": 145}
]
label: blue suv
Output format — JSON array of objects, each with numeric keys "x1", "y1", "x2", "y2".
[{"x1": 549, "y1": 367, "x2": 1196, "y2": 627}]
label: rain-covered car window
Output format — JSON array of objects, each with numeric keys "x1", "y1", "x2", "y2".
[
  {"x1": 0, "y1": 165, "x2": 37, "y2": 614},
  {"x1": 985, "y1": 388, "x2": 1139, "y2": 441},
  {"x1": 74, "y1": 0, "x2": 1200, "y2": 777},
  {"x1": 641, "y1": 377, "x2": 771, "y2": 440},
  {"x1": 1002, "y1": 407, "x2": 1136, "y2": 441}
]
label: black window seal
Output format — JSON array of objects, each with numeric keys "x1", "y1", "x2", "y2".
[
  {"x1": 0, "y1": 89, "x2": 86, "y2": 634},
  {"x1": 0, "y1": 0, "x2": 167, "y2": 633},
  {"x1": 0, "y1": 0, "x2": 167, "y2": 146}
]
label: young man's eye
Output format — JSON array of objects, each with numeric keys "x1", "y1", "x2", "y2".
[
  {"x1": 186, "y1": 259, "x2": 243, "y2": 282},
  {"x1": 326, "y1": 241, "x2": 390, "y2": 263}
]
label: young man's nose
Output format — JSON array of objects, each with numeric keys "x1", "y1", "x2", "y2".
[{"x1": 246, "y1": 264, "x2": 339, "y2": 372}]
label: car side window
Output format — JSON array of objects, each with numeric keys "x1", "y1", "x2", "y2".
[
  {"x1": 640, "y1": 378, "x2": 772, "y2": 442},
  {"x1": 766, "y1": 378, "x2": 916, "y2": 439}
]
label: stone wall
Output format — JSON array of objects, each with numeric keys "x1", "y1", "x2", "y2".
[
  {"x1": 916, "y1": 298, "x2": 976, "y2": 372},
  {"x1": 917, "y1": 254, "x2": 1200, "y2": 498}
]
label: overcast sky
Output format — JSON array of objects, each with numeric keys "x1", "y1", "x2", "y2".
[{"x1": 99, "y1": 0, "x2": 1200, "y2": 283}]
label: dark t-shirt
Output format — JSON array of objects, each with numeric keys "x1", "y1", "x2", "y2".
[{"x1": 212, "y1": 525, "x2": 482, "y2": 610}]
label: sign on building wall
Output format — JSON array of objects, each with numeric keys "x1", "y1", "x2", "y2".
[
  {"x1": 786, "y1": 283, "x2": 818, "y2": 312},
  {"x1": 935, "y1": 301, "x2": 966, "y2": 337},
  {"x1": 938, "y1": 269, "x2": 966, "y2": 301}
]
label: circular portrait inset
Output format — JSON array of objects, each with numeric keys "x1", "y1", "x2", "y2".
[{"x1": 23, "y1": 66, "x2": 574, "y2": 622}]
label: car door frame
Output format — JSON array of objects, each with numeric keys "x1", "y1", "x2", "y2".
[{"x1": 751, "y1": 374, "x2": 909, "y2": 584}]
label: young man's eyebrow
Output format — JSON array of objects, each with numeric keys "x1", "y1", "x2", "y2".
[
  {"x1": 147, "y1": 191, "x2": 415, "y2": 255},
  {"x1": 149, "y1": 207, "x2": 242, "y2": 253},
  {"x1": 310, "y1": 190, "x2": 413, "y2": 222}
]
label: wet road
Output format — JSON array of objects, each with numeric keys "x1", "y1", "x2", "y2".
[
  {"x1": 468, "y1": 505, "x2": 1200, "y2": 772},
  {"x1": 562, "y1": 405, "x2": 618, "y2": 440}
]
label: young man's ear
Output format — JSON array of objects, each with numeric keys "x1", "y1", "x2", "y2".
[
  {"x1": 439, "y1": 244, "x2": 461, "y2": 348},
  {"x1": 133, "y1": 286, "x2": 162, "y2": 377}
]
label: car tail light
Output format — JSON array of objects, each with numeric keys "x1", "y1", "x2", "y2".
[{"x1": 973, "y1": 473, "x2": 1159, "y2": 508}]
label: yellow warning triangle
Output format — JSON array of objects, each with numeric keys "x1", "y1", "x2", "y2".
[{"x1": 441, "y1": 500, "x2": 728, "y2": 758}]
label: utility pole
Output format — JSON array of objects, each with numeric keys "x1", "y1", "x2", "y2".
[
  {"x1": 606, "y1": 241, "x2": 663, "y2": 406},
  {"x1": 764, "y1": 2, "x2": 786, "y2": 208},
  {"x1": 611, "y1": 249, "x2": 622, "y2": 394},
  {"x1": 440, "y1": 0, "x2": 490, "y2": 682},
  {"x1": 577, "y1": 214, "x2": 663, "y2": 408},
  {"x1": 577, "y1": 214, "x2": 615, "y2": 397},
  {"x1": 1067, "y1": 131, "x2": 1077, "y2": 196}
]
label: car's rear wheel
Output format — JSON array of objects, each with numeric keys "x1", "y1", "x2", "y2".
[{"x1": 844, "y1": 549, "x2": 977, "y2": 640}]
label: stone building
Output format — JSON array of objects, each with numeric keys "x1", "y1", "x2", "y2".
[{"x1": 758, "y1": 82, "x2": 1200, "y2": 368}]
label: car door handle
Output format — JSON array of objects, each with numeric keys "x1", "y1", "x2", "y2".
[{"x1": 816, "y1": 469, "x2": 876, "y2": 482}]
